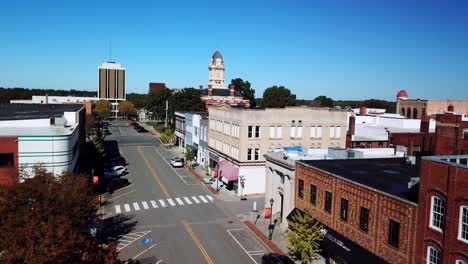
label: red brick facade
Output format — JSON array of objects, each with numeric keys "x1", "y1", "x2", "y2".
[
  {"x1": 415, "y1": 158, "x2": 468, "y2": 264},
  {"x1": 295, "y1": 163, "x2": 418, "y2": 264},
  {"x1": 0, "y1": 137, "x2": 19, "y2": 185},
  {"x1": 433, "y1": 113, "x2": 468, "y2": 155},
  {"x1": 390, "y1": 132, "x2": 435, "y2": 155}
]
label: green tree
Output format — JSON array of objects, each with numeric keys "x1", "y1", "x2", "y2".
[
  {"x1": 287, "y1": 210, "x2": 324, "y2": 264},
  {"x1": 184, "y1": 147, "x2": 195, "y2": 164},
  {"x1": 95, "y1": 100, "x2": 111, "y2": 119},
  {"x1": 145, "y1": 88, "x2": 172, "y2": 120},
  {"x1": 169, "y1": 88, "x2": 205, "y2": 119},
  {"x1": 312, "y1": 96, "x2": 334, "y2": 108},
  {"x1": 0, "y1": 168, "x2": 119, "y2": 263},
  {"x1": 160, "y1": 128, "x2": 175, "y2": 144},
  {"x1": 118, "y1": 100, "x2": 135, "y2": 118},
  {"x1": 126, "y1": 93, "x2": 148, "y2": 109},
  {"x1": 230, "y1": 78, "x2": 256, "y2": 107},
  {"x1": 262, "y1": 86, "x2": 296, "y2": 108}
]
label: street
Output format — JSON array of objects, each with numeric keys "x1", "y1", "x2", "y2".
[{"x1": 102, "y1": 124, "x2": 271, "y2": 264}]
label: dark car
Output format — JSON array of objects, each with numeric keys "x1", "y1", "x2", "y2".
[
  {"x1": 130, "y1": 121, "x2": 139, "y2": 126},
  {"x1": 261, "y1": 253, "x2": 294, "y2": 264},
  {"x1": 137, "y1": 127, "x2": 148, "y2": 133},
  {"x1": 106, "y1": 178, "x2": 130, "y2": 193}
]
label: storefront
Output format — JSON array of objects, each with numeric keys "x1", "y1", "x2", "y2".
[{"x1": 289, "y1": 209, "x2": 388, "y2": 264}]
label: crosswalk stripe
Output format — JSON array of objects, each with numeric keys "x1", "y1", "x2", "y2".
[
  {"x1": 175, "y1": 197, "x2": 184, "y2": 205},
  {"x1": 183, "y1": 197, "x2": 192, "y2": 204},
  {"x1": 198, "y1": 195, "x2": 208, "y2": 203},
  {"x1": 206, "y1": 195, "x2": 214, "y2": 202},
  {"x1": 124, "y1": 204, "x2": 131, "y2": 212},
  {"x1": 150, "y1": 200, "x2": 158, "y2": 208},
  {"x1": 159, "y1": 199, "x2": 167, "y2": 207},
  {"x1": 192, "y1": 196, "x2": 200, "y2": 203},
  {"x1": 142, "y1": 201, "x2": 149, "y2": 210},
  {"x1": 115, "y1": 205, "x2": 121, "y2": 214},
  {"x1": 133, "y1": 202, "x2": 141, "y2": 211},
  {"x1": 167, "y1": 198, "x2": 176, "y2": 206}
]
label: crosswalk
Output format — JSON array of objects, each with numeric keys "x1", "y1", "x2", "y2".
[{"x1": 114, "y1": 195, "x2": 215, "y2": 214}]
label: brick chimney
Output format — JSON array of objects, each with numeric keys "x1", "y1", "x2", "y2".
[
  {"x1": 348, "y1": 115, "x2": 356, "y2": 136},
  {"x1": 229, "y1": 84, "x2": 235, "y2": 97},
  {"x1": 448, "y1": 105, "x2": 454, "y2": 112},
  {"x1": 208, "y1": 85, "x2": 213, "y2": 96},
  {"x1": 359, "y1": 106, "x2": 367, "y2": 116},
  {"x1": 420, "y1": 115, "x2": 430, "y2": 133}
]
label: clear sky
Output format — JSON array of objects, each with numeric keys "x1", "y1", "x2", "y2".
[{"x1": 0, "y1": 0, "x2": 467, "y2": 101}]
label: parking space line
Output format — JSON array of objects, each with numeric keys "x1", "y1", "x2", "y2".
[
  {"x1": 159, "y1": 199, "x2": 167, "y2": 207},
  {"x1": 150, "y1": 200, "x2": 158, "y2": 208},
  {"x1": 167, "y1": 199, "x2": 176, "y2": 206},
  {"x1": 115, "y1": 205, "x2": 122, "y2": 214},
  {"x1": 227, "y1": 229, "x2": 258, "y2": 264},
  {"x1": 124, "y1": 204, "x2": 131, "y2": 212},
  {"x1": 183, "y1": 197, "x2": 193, "y2": 204},
  {"x1": 175, "y1": 197, "x2": 184, "y2": 205},
  {"x1": 192, "y1": 196, "x2": 200, "y2": 203},
  {"x1": 198, "y1": 195, "x2": 208, "y2": 203},
  {"x1": 133, "y1": 202, "x2": 141, "y2": 211},
  {"x1": 132, "y1": 244, "x2": 158, "y2": 260},
  {"x1": 142, "y1": 201, "x2": 149, "y2": 210},
  {"x1": 118, "y1": 230, "x2": 151, "y2": 252}
]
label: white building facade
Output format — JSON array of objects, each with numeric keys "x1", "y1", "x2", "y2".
[{"x1": 208, "y1": 50, "x2": 225, "y2": 89}]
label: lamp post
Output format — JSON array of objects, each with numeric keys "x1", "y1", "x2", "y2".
[
  {"x1": 217, "y1": 170, "x2": 222, "y2": 192},
  {"x1": 268, "y1": 198, "x2": 274, "y2": 240}
]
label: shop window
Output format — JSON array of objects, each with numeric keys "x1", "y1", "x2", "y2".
[
  {"x1": 429, "y1": 196, "x2": 445, "y2": 232},
  {"x1": 426, "y1": 246, "x2": 441, "y2": 264},
  {"x1": 325, "y1": 191, "x2": 332, "y2": 213},
  {"x1": 298, "y1": 179, "x2": 304, "y2": 199},
  {"x1": 459, "y1": 205, "x2": 468, "y2": 243},
  {"x1": 310, "y1": 185, "x2": 317, "y2": 205},
  {"x1": 360, "y1": 207, "x2": 369, "y2": 232},
  {"x1": 0, "y1": 153, "x2": 14, "y2": 167},
  {"x1": 340, "y1": 198, "x2": 348, "y2": 221},
  {"x1": 388, "y1": 220, "x2": 400, "y2": 248}
]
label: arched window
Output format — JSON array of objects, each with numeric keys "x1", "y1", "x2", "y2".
[
  {"x1": 429, "y1": 196, "x2": 445, "y2": 232},
  {"x1": 426, "y1": 246, "x2": 441, "y2": 264},
  {"x1": 407, "y1": 107, "x2": 411, "y2": 118},
  {"x1": 401, "y1": 107, "x2": 405, "y2": 116},
  {"x1": 413, "y1": 108, "x2": 418, "y2": 119}
]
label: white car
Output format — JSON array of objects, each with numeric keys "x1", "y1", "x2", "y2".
[
  {"x1": 170, "y1": 158, "x2": 183, "y2": 168},
  {"x1": 104, "y1": 165, "x2": 127, "y2": 174}
]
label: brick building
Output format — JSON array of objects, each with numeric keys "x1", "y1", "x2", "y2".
[
  {"x1": 148, "y1": 82, "x2": 166, "y2": 94},
  {"x1": 415, "y1": 156, "x2": 468, "y2": 264},
  {"x1": 294, "y1": 158, "x2": 420, "y2": 264}
]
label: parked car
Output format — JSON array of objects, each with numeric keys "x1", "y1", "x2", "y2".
[
  {"x1": 136, "y1": 127, "x2": 148, "y2": 133},
  {"x1": 261, "y1": 253, "x2": 294, "y2": 264},
  {"x1": 103, "y1": 171, "x2": 121, "y2": 179},
  {"x1": 104, "y1": 165, "x2": 127, "y2": 175},
  {"x1": 106, "y1": 178, "x2": 130, "y2": 193},
  {"x1": 170, "y1": 158, "x2": 184, "y2": 168}
]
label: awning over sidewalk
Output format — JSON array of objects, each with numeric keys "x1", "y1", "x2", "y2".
[{"x1": 218, "y1": 160, "x2": 239, "y2": 182}]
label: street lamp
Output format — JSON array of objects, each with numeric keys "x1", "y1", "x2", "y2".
[{"x1": 268, "y1": 198, "x2": 274, "y2": 240}]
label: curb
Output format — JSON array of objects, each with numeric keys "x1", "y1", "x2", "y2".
[
  {"x1": 242, "y1": 220, "x2": 285, "y2": 255},
  {"x1": 186, "y1": 165, "x2": 218, "y2": 194}
]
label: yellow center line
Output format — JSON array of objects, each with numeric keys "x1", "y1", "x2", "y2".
[
  {"x1": 137, "y1": 146, "x2": 171, "y2": 199},
  {"x1": 182, "y1": 219, "x2": 215, "y2": 264}
]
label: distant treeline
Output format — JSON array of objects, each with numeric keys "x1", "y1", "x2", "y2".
[{"x1": 0, "y1": 87, "x2": 97, "y2": 104}]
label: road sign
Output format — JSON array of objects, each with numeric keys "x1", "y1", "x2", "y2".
[{"x1": 140, "y1": 237, "x2": 153, "y2": 245}]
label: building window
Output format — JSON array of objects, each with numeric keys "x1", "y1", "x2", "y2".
[
  {"x1": 459, "y1": 206, "x2": 468, "y2": 243},
  {"x1": 413, "y1": 108, "x2": 418, "y2": 119},
  {"x1": 388, "y1": 220, "x2": 400, "y2": 248},
  {"x1": 340, "y1": 198, "x2": 348, "y2": 221},
  {"x1": 456, "y1": 260, "x2": 467, "y2": 264},
  {"x1": 254, "y1": 148, "x2": 259, "y2": 160},
  {"x1": 429, "y1": 196, "x2": 445, "y2": 232},
  {"x1": 276, "y1": 126, "x2": 282, "y2": 138},
  {"x1": 426, "y1": 246, "x2": 441, "y2": 264},
  {"x1": 248, "y1": 126, "x2": 253, "y2": 138},
  {"x1": 296, "y1": 126, "x2": 303, "y2": 139},
  {"x1": 325, "y1": 191, "x2": 332, "y2": 213},
  {"x1": 360, "y1": 207, "x2": 369, "y2": 232},
  {"x1": 401, "y1": 107, "x2": 405, "y2": 116},
  {"x1": 255, "y1": 126, "x2": 260, "y2": 138},
  {"x1": 463, "y1": 129, "x2": 468, "y2": 139},
  {"x1": 298, "y1": 179, "x2": 304, "y2": 199},
  {"x1": 310, "y1": 185, "x2": 317, "y2": 205},
  {"x1": 407, "y1": 107, "x2": 411, "y2": 118},
  {"x1": 0, "y1": 153, "x2": 14, "y2": 167},
  {"x1": 269, "y1": 126, "x2": 275, "y2": 138},
  {"x1": 247, "y1": 148, "x2": 252, "y2": 161},
  {"x1": 290, "y1": 126, "x2": 296, "y2": 139}
]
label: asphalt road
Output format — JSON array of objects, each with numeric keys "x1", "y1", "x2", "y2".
[{"x1": 102, "y1": 124, "x2": 271, "y2": 264}]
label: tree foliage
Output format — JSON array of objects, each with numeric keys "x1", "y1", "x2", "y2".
[
  {"x1": 0, "y1": 168, "x2": 119, "y2": 263},
  {"x1": 286, "y1": 211, "x2": 324, "y2": 264},
  {"x1": 311, "y1": 96, "x2": 334, "y2": 108},
  {"x1": 95, "y1": 100, "x2": 112, "y2": 119},
  {"x1": 262, "y1": 86, "x2": 296, "y2": 108},
  {"x1": 159, "y1": 128, "x2": 175, "y2": 144},
  {"x1": 169, "y1": 88, "x2": 205, "y2": 115},
  {"x1": 184, "y1": 147, "x2": 195, "y2": 164},
  {"x1": 145, "y1": 88, "x2": 172, "y2": 120},
  {"x1": 0, "y1": 87, "x2": 96, "y2": 104},
  {"x1": 230, "y1": 78, "x2": 256, "y2": 107},
  {"x1": 118, "y1": 100, "x2": 135, "y2": 117},
  {"x1": 126, "y1": 93, "x2": 147, "y2": 109}
]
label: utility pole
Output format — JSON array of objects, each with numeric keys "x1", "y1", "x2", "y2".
[{"x1": 165, "y1": 100, "x2": 168, "y2": 128}]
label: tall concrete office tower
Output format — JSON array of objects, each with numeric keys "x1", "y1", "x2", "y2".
[{"x1": 98, "y1": 62, "x2": 126, "y2": 116}]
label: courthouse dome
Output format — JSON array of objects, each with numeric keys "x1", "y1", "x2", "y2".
[
  {"x1": 212, "y1": 50, "x2": 223, "y2": 60},
  {"x1": 397, "y1": 90, "x2": 408, "y2": 100}
]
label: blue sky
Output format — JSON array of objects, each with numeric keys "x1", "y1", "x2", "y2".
[{"x1": 0, "y1": 0, "x2": 467, "y2": 101}]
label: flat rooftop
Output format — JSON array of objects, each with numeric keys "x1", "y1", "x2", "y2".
[
  {"x1": 298, "y1": 158, "x2": 420, "y2": 203},
  {"x1": 423, "y1": 155, "x2": 468, "y2": 168},
  {"x1": 0, "y1": 103, "x2": 84, "y2": 121},
  {"x1": 0, "y1": 124, "x2": 78, "y2": 137}
]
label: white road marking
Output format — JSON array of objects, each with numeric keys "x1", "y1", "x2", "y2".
[
  {"x1": 183, "y1": 197, "x2": 192, "y2": 204},
  {"x1": 117, "y1": 230, "x2": 151, "y2": 252},
  {"x1": 191, "y1": 196, "x2": 200, "y2": 203},
  {"x1": 198, "y1": 195, "x2": 208, "y2": 203},
  {"x1": 108, "y1": 189, "x2": 136, "y2": 201},
  {"x1": 142, "y1": 201, "x2": 149, "y2": 210},
  {"x1": 206, "y1": 195, "x2": 214, "y2": 202},
  {"x1": 175, "y1": 197, "x2": 184, "y2": 205},
  {"x1": 124, "y1": 204, "x2": 131, "y2": 212},
  {"x1": 115, "y1": 205, "x2": 122, "y2": 214},
  {"x1": 227, "y1": 229, "x2": 259, "y2": 264},
  {"x1": 167, "y1": 198, "x2": 176, "y2": 206},
  {"x1": 132, "y1": 244, "x2": 158, "y2": 260},
  {"x1": 150, "y1": 200, "x2": 158, "y2": 208},
  {"x1": 159, "y1": 199, "x2": 167, "y2": 207},
  {"x1": 153, "y1": 148, "x2": 199, "y2": 186},
  {"x1": 133, "y1": 202, "x2": 141, "y2": 211}
]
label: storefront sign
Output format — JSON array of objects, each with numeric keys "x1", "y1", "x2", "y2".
[{"x1": 320, "y1": 228, "x2": 350, "y2": 252}]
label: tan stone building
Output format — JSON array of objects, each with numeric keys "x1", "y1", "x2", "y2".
[
  {"x1": 395, "y1": 90, "x2": 468, "y2": 119},
  {"x1": 98, "y1": 61, "x2": 126, "y2": 116},
  {"x1": 207, "y1": 104, "x2": 348, "y2": 195}
]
